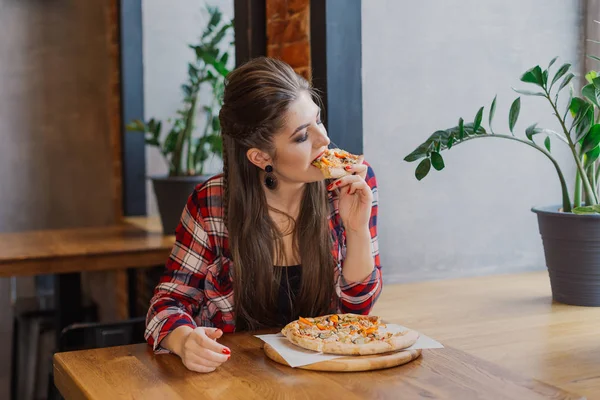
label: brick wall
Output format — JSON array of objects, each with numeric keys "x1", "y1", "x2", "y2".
[{"x1": 266, "y1": 0, "x2": 311, "y2": 81}]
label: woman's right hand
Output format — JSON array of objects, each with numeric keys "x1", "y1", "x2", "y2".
[{"x1": 173, "y1": 326, "x2": 231, "y2": 373}]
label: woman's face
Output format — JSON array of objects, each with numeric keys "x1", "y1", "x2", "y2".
[{"x1": 270, "y1": 91, "x2": 330, "y2": 184}]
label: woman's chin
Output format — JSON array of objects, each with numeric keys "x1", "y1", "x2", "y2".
[{"x1": 306, "y1": 168, "x2": 327, "y2": 182}]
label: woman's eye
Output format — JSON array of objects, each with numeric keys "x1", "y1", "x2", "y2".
[{"x1": 295, "y1": 132, "x2": 309, "y2": 143}]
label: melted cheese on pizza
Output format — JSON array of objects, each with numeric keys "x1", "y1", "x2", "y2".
[
  {"x1": 296, "y1": 314, "x2": 394, "y2": 344},
  {"x1": 312, "y1": 148, "x2": 360, "y2": 170}
]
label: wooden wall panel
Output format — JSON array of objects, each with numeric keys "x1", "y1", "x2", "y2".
[
  {"x1": 0, "y1": 0, "x2": 122, "y2": 234},
  {"x1": 0, "y1": 0, "x2": 124, "y2": 394}
]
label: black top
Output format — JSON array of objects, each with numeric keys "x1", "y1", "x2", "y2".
[{"x1": 275, "y1": 265, "x2": 302, "y2": 326}]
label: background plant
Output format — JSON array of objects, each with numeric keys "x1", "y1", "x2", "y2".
[
  {"x1": 404, "y1": 54, "x2": 600, "y2": 215},
  {"x1": 126, "y1": 6, "x2": 233, "y2": 176}
]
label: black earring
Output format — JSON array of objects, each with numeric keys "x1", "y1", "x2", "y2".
[{"x1": 264, "y1": 165, "x2": 278, "y2": 190}]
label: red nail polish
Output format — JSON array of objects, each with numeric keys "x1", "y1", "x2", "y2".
[
  {"x1": 345, "y1": 165, "x2": 351, "y2": 170},
  {"x1": 347, "y1": 187, "x2": 352, "y2": 194},
  {"x1": 327, "y1": 184, "x2": 333, "y2": 190},
  {"x1": 222, "y1": 348, "x2": 231, "y2": 355},
  {"x1": 335, "y1": 181, "x2": 342, "y2": 186}
]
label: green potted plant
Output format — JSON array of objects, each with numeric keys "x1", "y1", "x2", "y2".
[
  {"x1": 404, "y1": 53, "x2": 600, "y2": 306},
  {"x1": 127, "y1": 6, "x2": 233, "y2": 234}
]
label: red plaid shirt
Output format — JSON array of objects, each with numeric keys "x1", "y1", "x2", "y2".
[{"x1": 145, "y1": 164, "x2": 382, "y2": 352}]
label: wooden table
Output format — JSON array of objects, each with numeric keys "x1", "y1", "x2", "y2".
[
  {"x1": 53, "y1": 331, "x2": 584, "y2": 400},
  {"x1": 0, "y1": 216, "x2": 174, "y2": 334},
  {"x1": 372, "y1": 271, "x2": 600, "y2": 400},
  {"x1": 0, "y1": 216, "x2": 173, "y2": 277}
]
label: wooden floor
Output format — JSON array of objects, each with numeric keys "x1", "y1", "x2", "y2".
[{"x1": 372, "y1": 271, "x2": 600, "y2": 400}]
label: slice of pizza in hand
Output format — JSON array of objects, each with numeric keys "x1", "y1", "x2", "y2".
[
  {"x1": 281, "y1": 314, "x2": 419, "y2": 356},
  {"x1": 312, "y1": 148, "x2": 362, "y2": 179}
]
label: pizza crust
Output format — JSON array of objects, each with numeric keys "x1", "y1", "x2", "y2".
[{"x1": 281, "y1": 314, "x2": 420, "y2": 356}]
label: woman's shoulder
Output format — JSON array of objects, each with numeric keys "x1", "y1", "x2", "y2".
[{"x1": 189, "y1": 174, "x2": 225, "y2": 220}]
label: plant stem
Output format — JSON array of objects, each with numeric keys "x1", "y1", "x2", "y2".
[
  {"x1": 591, "y1": 163, "x2": 598, "y2": 199},
  {"x1": 184, "y1": 93, "x2": 199, "y2": 175},
  {"x1": 456, "y1": 133, "x2": 572, "y2": 212},
  {"x1": 544, "y1": 91, "x2": 599, "y2": 205},
  {"x1": 574, "y1": 167, "x2": 582, "y2": 207},
  {"x1": 596, "y1": 160, "x2": 600, "y2": 192},
  {"x1": 584, "y1": 163, "x2": 592, "y2": 205}
]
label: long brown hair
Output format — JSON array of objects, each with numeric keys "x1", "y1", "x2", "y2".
[{"x1": 219, "y1": 57, "x2": 336, "y2": 330}]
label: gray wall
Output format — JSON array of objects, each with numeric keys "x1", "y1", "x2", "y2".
[{"x1": 362, "y1": 0, "x2": 584, "y2": 283}]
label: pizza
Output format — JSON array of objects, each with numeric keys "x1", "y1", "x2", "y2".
[
  {"x1": 281, "y1": 314, "x2": 419, "y2": 356},
  {"x1": 312, "y1": 148, "x2": 362, "y2": 179}
]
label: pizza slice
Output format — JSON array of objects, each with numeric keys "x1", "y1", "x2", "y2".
[
  {"x1": 312, "y1": 148, "x2": 362, "y2": 179},
  {"x1": 281, "y1": 313, "x2": 419, "y2": 356}
]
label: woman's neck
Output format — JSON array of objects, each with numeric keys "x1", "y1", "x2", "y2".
[
  {"x1": 262, "y1": 175, "x2": 305, "y2": 214},
  {"x1": 264, "y1": 182, "x2": 305, "y2": 213}
]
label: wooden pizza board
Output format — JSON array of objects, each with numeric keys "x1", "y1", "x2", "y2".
[{"x1": 264, "y1": 343, "x2": 422, "y2": 372}]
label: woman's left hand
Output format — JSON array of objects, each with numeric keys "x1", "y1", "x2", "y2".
[{"x1": 327, "y1": 158, "x2": 373, "y2": 233}]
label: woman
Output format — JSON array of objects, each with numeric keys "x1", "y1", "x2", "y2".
[{"x1": 145, "y1": 57, "x2": 382, "y2": 373}]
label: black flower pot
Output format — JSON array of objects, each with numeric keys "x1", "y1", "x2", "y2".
[
  {"x1": 151, "y1": 175, "x2": 212, "y2": 235},
  {"x1": 532, "y1": 205, "x2": 600, "y2": 306}
]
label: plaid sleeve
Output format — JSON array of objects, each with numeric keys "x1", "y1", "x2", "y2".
[
  {"x1": 144, "y1": 189, "x2": 215, "y2": 353},
  {"x1": 338, "y1": 162, "x2": 382, "y2": 315}
]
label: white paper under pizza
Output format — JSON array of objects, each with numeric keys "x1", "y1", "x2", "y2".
[{"x1": 255, "y1": 324, "x2": 444, "y2": 368}]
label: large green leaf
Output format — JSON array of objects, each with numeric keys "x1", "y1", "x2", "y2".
[
  {"x1": 163, "y1": 128, "x2": 180, "y2": 153},
  {"x1": 573, "y1": 103, "x2": 594, "y2": 142},
  {"x1": 153, "y1": 121, "x2": 162, "y2": 140},
  {"x1": 585, "y1": 145, "x2": 600, "y2": 166},
  {"x1": 573, "y1": 205, "x2": 600, "y2": 214},
  {"x1": 404, "y1": 142, "x2": 431, "y2": 162},
  {"x1": 145, "y1": 138, "x2": 160, "y2": 147},
  {"x1": 557, "y1": 73, "x2": 575, "y2": 94},
  {"x1": 473, "y1": 107, "x2": 484, "y2": 133},
  {"x1": 544, "y1": 136, "x2": 551, "y2": 152},
  {"x1": 431, "y1": 152, "x2": 445, "y2": 171},
  {"x1": 211, "y1": 115, "x2": 220, "y2": 132},
  {"x1": 447, "y1": 135, "x2": 455, "y2": 149},
  {"x1": 210, "y1": 23, "x2": 232, "y2": 48},
  {"x1": 585, "y1": 70, "x2": 598, "y2": 84},
  {"x1": 525, "y1": 123, "x2": 543, "y2": 141},
  {"x1": 582, "y1": 124, "x2": 600, "y2": 154},
  {"x1": 550, "y1": 63, "x2": 571, "y2": 89},
  {"x1": 512, "y1": 88, "x2": 545, "y2": 97},
  {"x1": 206, "y1": 133, "x2": 223, "y2": 157},
  {"x1": 220, "y1": 52, "x2": 229, "y2": 66},
  {"x1": 569, "y1": 97, "x2": 587, "y2": 117},
  {"x1": 427, "y1": 130, "x2": 451, "y2": 142},
  {"x1": 520, "y1": 65, "x2": 544, "y2": 86},
  {"x1": 464, "y1": 122, "x2": 486, "y2": 135},
  {"x1": 209, "y1": 8, "x2": 222, "y2": 27},
  {"x1": 582, "y1": 83, "x2": 600, "y2": 108},
  {"x1": 509, "y1": 97, "x2": 521, "y2": 134},
  {"x1": 199, "y1": 51, "x2": 230, "y2": 77},
  {"x1": 489, "y1": 96, "x2": 497, "y2": 133},
  {"x1": 415, "y1": 158, "x2": 431, "y2": 180},
  {"x1": 193, "y1": 137, "x2": 209, "y2": 166}
]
